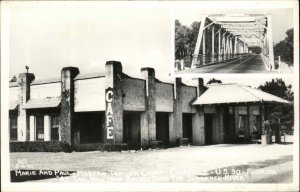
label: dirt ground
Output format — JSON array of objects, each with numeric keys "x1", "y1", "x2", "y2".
[{"x1": 10, "y1": 143, "x2": 293, "y2": 183}]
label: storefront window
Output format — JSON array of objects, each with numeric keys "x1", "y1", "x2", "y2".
[
  {"x1": 36, "y1": 116, "x2": 44, "y2": 140},
  {"x1": 10, "y1": 117, "x2": 17, "y2": 140},
  {"x1": 51, "y1": 115, "x2": 60, "y2": 140}
]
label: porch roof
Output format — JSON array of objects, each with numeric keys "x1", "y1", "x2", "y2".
[
  {"x1": 192, "y1": 83, "x2": 290, "y2": 105},
  {"x1": 9, "y1": 100, "x2": 18, "y2": 110},
  {"x1": 23, "y1": 97, "x2": 61, "y2": 109}
]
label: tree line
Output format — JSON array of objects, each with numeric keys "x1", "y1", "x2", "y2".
[{"x1": 274, "y1": 28, "x2": 293, "y2": 64}]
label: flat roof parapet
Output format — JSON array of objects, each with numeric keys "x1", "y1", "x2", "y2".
[
  {"x1": 31, "y1": 77, "x2": 61, "y2": 85},
  {"x1": 74, "y1": 72, "x2": 105, "y2": 80}
]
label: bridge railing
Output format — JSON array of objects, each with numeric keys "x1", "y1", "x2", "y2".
[
  {"x1": 174, "y1": 53, "x2": 251, "y2": 71},
  {"x1": 190, "y1": 53, "x2": 249, "y2": 69},
  {"x1": 261, "y1": 53, "x2": 277, "y2": 71}
]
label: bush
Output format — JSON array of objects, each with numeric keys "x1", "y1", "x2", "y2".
[
  {"x1": 10, "y1": 141, "x2": 72, "y2": 152},
  {"x1": 149, "y1": 140, "x2": 164, "y2": 149},
  {"x1": 178, "y1": 138, "x2": 190, "y2": 146},
  {"x1": 98, "y1": 143, "x2": 128, "y2": 152}
]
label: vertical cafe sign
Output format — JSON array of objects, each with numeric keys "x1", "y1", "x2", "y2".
[{"x1": 106, "y1": 87, "x2": 114, "y2": 140}]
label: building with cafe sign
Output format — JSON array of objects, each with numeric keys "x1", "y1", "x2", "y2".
[{"x1": 9, "y1": 61, "x2": 290, "y2": 151}]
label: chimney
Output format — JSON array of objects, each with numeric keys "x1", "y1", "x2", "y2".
[
  {"x1": 17, "y1": 73, "x2": 35, "y2": 141},
  {"x1": 197, "y1": 78, "x2": 206, "y2": 97},
  {"x1": 60, "y1": 67, "x2": 80, "y2": 149}
]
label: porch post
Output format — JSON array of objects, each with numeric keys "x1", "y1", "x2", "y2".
[
  {"x1": 44, "y1": 115, "x2": 51, "y2": 141},
  {"x1": 29, "y1": 116, "x2": 35, "y2": 141},
  {"x1": 245, "y1": 106, "x2": 250, "y2": 140},
  {"x1": 261, "y1": 103, "x2": 271, "y2": 145},
  {"x1": 217, "y1": 105, "x2": 224, "y2": 144}
]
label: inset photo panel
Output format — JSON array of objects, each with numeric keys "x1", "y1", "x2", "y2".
[
  {"x1": 1, "y1": 1, "x2": 299, "y2": 192},
  {"x1": 174, "y1": 8, "x2": 295, "y2": 75}
]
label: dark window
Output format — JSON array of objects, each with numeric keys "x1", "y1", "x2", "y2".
[
  {"x1": 36, "y1": 116, "x2": 44, "y2": 141},
  {"x1": 238, "y1": 115, "x2": 247, "y2": 137},
  {"x1": 51, "y1": 115, "x2": 60, "y2": 140},
  {"x1": 238, "y1": 115, "x2": 247, "y2": 129},
  {"x1": 79, "y1": 112, "x2": 103, "y2": 143},
  {"x1": 10, "y1": 117, "x2": 17, "y2": 140}
]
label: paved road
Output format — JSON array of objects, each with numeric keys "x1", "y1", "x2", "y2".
[{"x1": 177, "y1": 54, "x2": 274, "y2": 74}]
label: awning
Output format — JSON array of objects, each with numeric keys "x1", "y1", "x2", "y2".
[
  {"x1": 9, "y1": 100, "x2": 19, "y2": 110},
  {"x1": 193, "y1": 83, "x2": 290, "y2": 105},
  {"x1": 23, "y1": 97, "x2": 61, "y2": 109}
]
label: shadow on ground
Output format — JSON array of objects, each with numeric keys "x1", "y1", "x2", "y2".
[{"x1": 11, "y1": 170, "x2": 76, "y2": 182}]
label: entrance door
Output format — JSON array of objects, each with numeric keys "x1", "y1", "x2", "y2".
[
  {"x1": 224, "y1": 114, "x2": 235, "y2": 143},
  {"x1": 156, "y1": 112, "x2": 170, "y2": 147},
  {"x1": 36, "y1": 116, "x2": 44, "y2": 141},
  {"x1": 182, "y1": 113, "x2": 193, "y2": 143},
  {"x1": 204, "y1": 114, "x2": 213, "y2": 145},
  {"x1": 123, "y1": 111, "x2": 141, "y2": 149},
  {"x1": 251, "y1": 115, "x2": 261, "y2": 141}
]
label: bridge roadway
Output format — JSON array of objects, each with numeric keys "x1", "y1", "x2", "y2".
[{"x1": 179, "y1": 54, "x2": 273, "y2": 74}]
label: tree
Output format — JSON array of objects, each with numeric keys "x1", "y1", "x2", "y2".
[
  {"x1": 175, "y1": 20, "x2": 201, "y2": 60},
  {"x1": 175, "y1": 19, "x2": 223, "y2": 64},
  {"x1": 274, "y1": 28, "x2": 293, "y2": 64},
  {"x1": 175, "y1": 20, "x2": 190, "y2": 60},
  {"x1": 207, "y1": 78, "x2": 222, "y2": 84},
  {"x1": 258, "y1": 79, "x2": 294, "y2": 133}
]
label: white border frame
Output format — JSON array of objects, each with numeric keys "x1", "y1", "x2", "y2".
[{"x1": 1, "y1": 1, "x2": 299, "y2": 192}]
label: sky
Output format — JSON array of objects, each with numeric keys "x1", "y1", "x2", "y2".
[
  {"x1": 6, "y1": 2, "x2": 296, "y2": 88},
  {"x1": 8, "y1": 5, "x2": 172, "y2": 82}
]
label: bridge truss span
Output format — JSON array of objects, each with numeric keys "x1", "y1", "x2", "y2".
[{"x1": 191, "y1": 14, "x2": 275, "y2": 71}]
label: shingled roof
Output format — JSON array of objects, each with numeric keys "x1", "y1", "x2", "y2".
[{"x1": 192, "y1": 83, "x2": 290, "y2": 105}]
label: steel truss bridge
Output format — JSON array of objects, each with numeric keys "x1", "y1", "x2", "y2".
[{"x1": 178, "y1": 14, "x2": 278, "y2": 73}]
